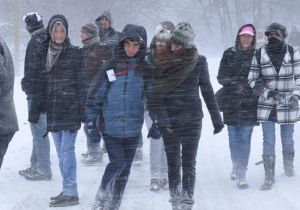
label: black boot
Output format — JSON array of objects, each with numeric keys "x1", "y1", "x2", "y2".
[
  {"x1": 108, "y1": 176, "x2": 129, "y2": 210},
  {"x1": 283, "y1": 153, "x2": 295, "y2": 177},
  {"x1": 94, "y1": 179, "x2": 115, "y2": 210},
  {"x1": 261, "y1": 155, "x2": 275, "y2": 191},
  {"x1": 169, "y1": 185, "x2": 182, "y2": 210},
  {"x1": 49, "y1": 194, "x2": 79, "y2": 207}
]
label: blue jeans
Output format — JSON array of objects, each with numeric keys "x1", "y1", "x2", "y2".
[
  {"x1": 52, "y1": 131, "x2": 78, "y2": 196},
  {"x1": 228, "y1": 125, "x2": 253, "y2": 179},
  {"x1": 84, "y1": 122, "x2": 101, "y2": 155},
  {"x1": 261, "y1": 122, "x2": 294, "y2": 156},
  {"x1": 95, "y1": 133, "x2": 139, "y2": 208},
  {"x1": 28, "y1": 100, "x2": 51, "y2": 176}
]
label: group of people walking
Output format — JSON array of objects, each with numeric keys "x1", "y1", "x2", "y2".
[
  {"x1": 217, "y1": 22, "x2": 300, "y2": 192},
  {"x1": 0, "y1": 8, "x2": 299, "y2": 210}
]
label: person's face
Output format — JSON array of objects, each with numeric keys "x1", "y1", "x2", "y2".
[
  {"x1": 124, "y1": 39, "x2": 140, "y2": 57},
  {"x1": 101, "y1": 18, "x2": 110, "y2": 30},
  {"x1": 267, "y1": 32, "x2": 283, "y2": 41},
  {"x1": 155, "y1": 42, "x2": 166, "y2": 54},
  {"x1": 53, "y1": 24, "x2": 66, "y2": 44},
  {"x1": 80, "y1": 31, "x2": 90, "y2": 41},
  {"x1": 240, "y1": 34, "x2": 253, "y2": 49}
]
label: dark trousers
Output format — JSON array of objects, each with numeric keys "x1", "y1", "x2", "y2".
[
  {"x1": 95, "y1": 133, "x2": 139, "y2": 209},
  {"x1": 161, "y1": 120, "x2": 202, "y2": 206},
  {"x1": 0, "y1": 133, "x2": 15, "y2": 169}
]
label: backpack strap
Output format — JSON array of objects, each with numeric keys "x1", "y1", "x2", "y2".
[
  {"x1": 255, "y1": 48, "x2": 262, "y2": 66},
  {"x1": 254, "y1": 48, "x2": 262, "y2": 78},
  {"x1": 288, "y1": 45, "x2": 294, "y2": 64}
]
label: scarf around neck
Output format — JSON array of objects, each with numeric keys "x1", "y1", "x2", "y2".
[
  {"x1": 152, "y1": 47, "x2": 199, "y2": 95},
  {"x1": 82, "y1": 37, "x2": 98, "y2": 47},
  {"x1": 46, "y1": 40, "x2": 64, "y2": 72}
]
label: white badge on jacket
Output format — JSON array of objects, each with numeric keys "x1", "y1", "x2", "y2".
[{"x1": 106, "y1": 69, "x2": 116, "y2": 82}]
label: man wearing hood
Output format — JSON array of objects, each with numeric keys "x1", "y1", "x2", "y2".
[
  {"x1": 217, "y1": 24, "x2": 258, "y2": 189},
  {"x1": 248, "y1": 22, "x2": 300, "y2": 190},
  {"x1": 95, "y1": 10, "x2": 120, "y2": 47},
  {"x1": 85, "y1": 24, "x2": 148, "y2": 210}
]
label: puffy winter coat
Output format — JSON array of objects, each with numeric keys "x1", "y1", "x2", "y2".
[
  {"x1": 83, "y1": 42, "x2": 112, "y2": 82},
  {"x1": 162, "y1": 55, "x2": 221, "y2": 128},
  {"x1": 86, "y1": 24, "x2": 149, "y2": 138},
  {"x1": 0, "y1": 37, "x2": 19, "y2": 135},
  {"x1": 21, "y1": 27, "x2": 49, "y2": 99},
  {"x1": 45, "y1": 43, "x2": 85, "y2": 132},
  {"x1": 217, "y1": 24, "x2": 258, "y2": 126}
]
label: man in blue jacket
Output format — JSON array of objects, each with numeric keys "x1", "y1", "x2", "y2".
[{"x1": 86, "y1": 24, "x2": 148, "y2": 210}]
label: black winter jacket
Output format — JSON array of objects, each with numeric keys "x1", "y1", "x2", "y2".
[
  {"x1": 83, "y1": 43, "x2": 112, "y2": 82},
  {"x1": 21, "y1": 27, "x2": 49, "y2": 98},
  {"x1": 217, "y1": 24, "x2": 258, "y2": 126},
  {"x1": 45, "y1": 44, "x2": 85, "y2": 132},
  {"x1": 0, "y1": 37, "x2": 19, "y2": 134},
  {"x1": 149, "y1": 55, "x2": 223, "y2": 131}
]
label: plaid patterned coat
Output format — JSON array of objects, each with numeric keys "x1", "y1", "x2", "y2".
[{"x1": 248, "y1": 45, "x2": 300, "y2": 123}]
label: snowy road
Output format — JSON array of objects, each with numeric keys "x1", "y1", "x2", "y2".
[{"x1": 1, "y1": 58, "x2": 300, "y2": 210}]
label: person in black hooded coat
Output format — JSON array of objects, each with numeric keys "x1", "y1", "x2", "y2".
[
  {"x1": 42, "y1": 14, "x2": 85, "y2": 208},
  {"x1": 217, "y1": 24, "x2": 258, "y2": 189}
]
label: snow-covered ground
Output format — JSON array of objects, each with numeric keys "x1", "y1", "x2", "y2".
[{"x1": 1, "y1": 58, "x2": 300, "y2": 210}]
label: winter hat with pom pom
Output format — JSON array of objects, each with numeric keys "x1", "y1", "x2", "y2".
[
  {"x1": 154, "y1": 21, "x2": 175, "y2": 41},
  {"x1": 170, "y1": 22, "x2": 195, "y2": 49},
  {"x1": 23, "y1": 12, "x2": 44, "y2": 33}
]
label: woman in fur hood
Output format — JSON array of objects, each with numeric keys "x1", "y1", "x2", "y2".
[{"x1": 147, "y1": 22, "x2": 224, "y2": 210}]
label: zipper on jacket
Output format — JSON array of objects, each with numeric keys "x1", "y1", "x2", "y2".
[
  {"x1": 123, "y1": 73, "x2": 128, "y2": 137},
  {"x1": 51, "y1": 73, "x2": 56, "y2": 131}
]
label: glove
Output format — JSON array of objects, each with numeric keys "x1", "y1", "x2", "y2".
[
  {"x1": 28, "y1": 112, "x2": 40, "y2": 124},
  {"x1": 252, "y1": 79, "x2": 264, "y2": 97},
  {"x1": 267, "y1": 90, "x2": 281, "y2": 101},
  {"x1": 235, "y1": 84, "x2": 245, "y2": 95},
  {"x1": 213, "y1": 121, "x2": 224, "y2": 135},
  {"x1": 289, "y1": 94, "x2": 300, "y2": 108},
  {"x1": 147, "y1": 123, "x2": 161, "y2": 140},
  {"x1": 85, "y1": 121, "x2": 98, "y2": 136},
  {"x1": 166, "y1": 126, "x2": 174, "y2": 135},
  {"x1": 290, "y1": 94, "x2": 300, "y2": 101},
  {"x1": 161, "y1": 126, "x2": 174, "y2": 136}
]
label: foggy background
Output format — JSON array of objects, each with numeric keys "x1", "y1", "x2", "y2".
[{"x1": 1, "y1": 0, "x2": 300, "y2": 75}]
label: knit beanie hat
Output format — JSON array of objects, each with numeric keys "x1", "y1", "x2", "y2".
[
  {"x1": 154, "y1": 21, "x2": 175, "y2": 41},
  {"x1": 81, "y1": 23, "x2": 98, "y2": 38},
  {"x1": 23, "y1": 12, "x2": 44, "y2": 33},
  {"x1": 265, "y1": 22, "x2": 287, "y2": 39},
  {"x1": 170, "y1": 22, "x2": 195, "y2": 48}
]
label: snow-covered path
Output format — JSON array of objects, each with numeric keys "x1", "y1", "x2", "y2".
[{"x1": 1, "y1": 58, "x2": 300, "y2": 210}]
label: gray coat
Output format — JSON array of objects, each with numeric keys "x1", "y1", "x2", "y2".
[{"x1": 0, "y1": 37, "x2": 18, "y2": 135}]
